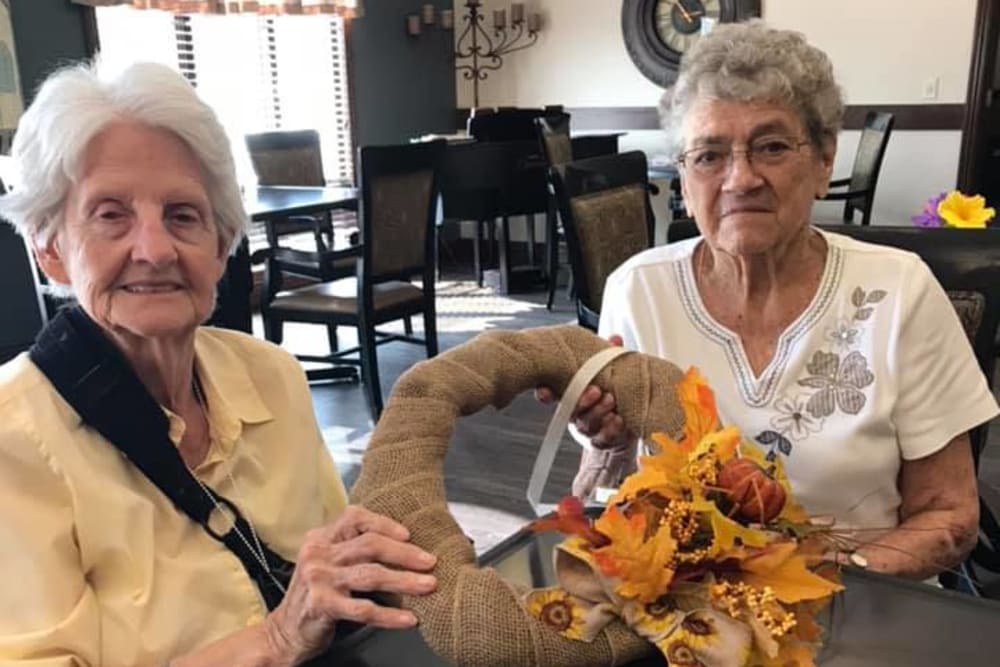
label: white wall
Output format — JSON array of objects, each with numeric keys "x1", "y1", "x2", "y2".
[{"x1": 454, "y1": 0, "x2": 978, "y2": 225}]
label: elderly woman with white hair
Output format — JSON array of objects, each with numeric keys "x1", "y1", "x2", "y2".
[
  {"x1": 543, "y1": 21, "x2": 998, "y2": 580},
  {"x1": 0, "y1": 62, "x2": 437, "y2": 666}
]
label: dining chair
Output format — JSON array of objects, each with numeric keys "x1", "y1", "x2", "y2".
[
  {"x1": 260, "y1": 140, "x2": 445, "y2": 419},
  {"x1": 534, "y1": 113, "x2": 574, "y2": 311},
  {"x1": 438, "y1": 141, "x2": 509, "y2": 286},
  {"x1": 548, "y1": 150, "x2": 656, "y2": 331},
  {"x1": 821, "y1": 111, "x2": 895, "y2": 225},
  {"x1": 245, "y1": 129, "x2": 358, "y2": 250}
]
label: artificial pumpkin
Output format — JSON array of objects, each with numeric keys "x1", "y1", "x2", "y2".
[{"x1": 716, "y1": 458, "x2": 786, "y2": 524}]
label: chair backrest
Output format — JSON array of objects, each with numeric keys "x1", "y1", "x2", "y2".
[
  {"x1": 845, "y1": 111, "x2": 895, "y2": 223},
  {"x1": 535, "y1": 112, "x2": 573, "y2": 167},
  {"x1": 550, "y1": 151, "x2": 656, "y2": 330},
  {"x1": 246, "y1": 130, "x2": 325, "y2": 187},
  {"x1": 438, "y1": 141, "x2": 509, "y2": 222},
  {"x1": 358, "y1": 141, "x2": 445, "y2": 286},
  {"x1": 665, "y1": 221, "x2": 1000, "y2": 464}
]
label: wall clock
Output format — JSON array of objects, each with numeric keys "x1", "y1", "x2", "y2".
[{"x1": 622, "y1": 0, "x2": 762, "y2": 87}]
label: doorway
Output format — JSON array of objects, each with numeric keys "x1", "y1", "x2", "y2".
[{"x1": 958, "y1": 0, "x2": 1000, "y2": 206}]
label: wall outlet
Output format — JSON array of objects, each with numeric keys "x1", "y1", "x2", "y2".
[{"x1": 922, "y1": 76, "x2": 940, "y2": 100}]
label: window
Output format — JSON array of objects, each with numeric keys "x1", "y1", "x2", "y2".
[{"x1": 94, "y1": 6, "x2": 354, "y2": 186}]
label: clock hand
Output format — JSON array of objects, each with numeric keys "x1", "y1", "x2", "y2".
[{"x1": 674, "y1": 0, "x2": 694, "y2": 23}]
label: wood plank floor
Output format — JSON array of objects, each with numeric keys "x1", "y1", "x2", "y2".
[{"x1": 259, "y1": 274, "x2": 1000, "y2": 563}]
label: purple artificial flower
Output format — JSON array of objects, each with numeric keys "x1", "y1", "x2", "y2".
[{"x1": 911, "y1": 192, "x2": 947, "y2": 227}]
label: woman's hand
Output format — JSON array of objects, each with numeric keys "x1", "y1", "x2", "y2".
[
  {"x1": 262, "y1": 505, "x2": 437, "y2": 666},
  {"x1": 535, "y1": 334, "x2": 636, "y2": 450}
]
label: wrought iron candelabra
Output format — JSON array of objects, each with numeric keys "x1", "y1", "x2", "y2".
[{"x1": 454, "y1": 1, "x2": 542, "y2": 108}]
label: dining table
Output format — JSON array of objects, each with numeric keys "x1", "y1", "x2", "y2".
[
  {"x1": 314, "y1": 525, "x2": 1000, "y2": 666},
  {"x1": 245, "y1": 185, "x2": 358, "y2": 223}
]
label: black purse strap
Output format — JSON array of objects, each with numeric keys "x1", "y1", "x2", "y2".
[{"x1": 29, "y1": 306, "x2": 293, "y2": 611}]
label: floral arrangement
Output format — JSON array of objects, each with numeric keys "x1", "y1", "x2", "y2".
[
  {"x1": 524, "y1": 369, "x2": 843, "y2": 667},
  {"x1": 911, "y1": 190, "x2": 996, "y2": 228}
]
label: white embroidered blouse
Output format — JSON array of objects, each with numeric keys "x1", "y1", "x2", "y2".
[{"x1": 597, "y1": 228, "x2": 998, "y2": 531}]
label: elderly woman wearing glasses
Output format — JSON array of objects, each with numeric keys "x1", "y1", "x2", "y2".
[
  {"x1": 554, "y1": 22, "x2": 998, "y2": 580},
  {"x1": 0, "y1": 62, "x2": 437, "y2": 666}
]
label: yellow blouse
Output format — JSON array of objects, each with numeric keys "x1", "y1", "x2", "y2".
[{"x1": 0, "y1": 328, "x2": 348, "y2": 666}]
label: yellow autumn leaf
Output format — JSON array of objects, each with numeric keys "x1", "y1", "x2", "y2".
[
  {"x1": 704, "y1": 505, "x2": 775, "y2": 557},
  {"x1": 691, "y1": 426, "x2": 742, "y2": 464},
  {"x1": 739, "y1": 542, "x2": 843, "y2": 604},
  {"x1": 593, "y1": 508, "x2": 677, "y2": 603},
  {"x1": 612, "y1": 466, "x2": 677, "y2": 505}
]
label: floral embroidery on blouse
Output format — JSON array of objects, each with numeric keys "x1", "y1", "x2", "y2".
[
  {"x1": 824, "y1": 319, "x2": 858, "y2": 350},
  {"x1": 754, "y1": 286, "x2": 888, "y2": 457},
  {"x1": 797, "y1": 350, "x2": 875, "y2": 417},
  {"x1": 755, "y1": 430, "x2": 794, "y2": 462},
  {"x1": 769, "y1": 393, "x2": 823, "y2": 440}
]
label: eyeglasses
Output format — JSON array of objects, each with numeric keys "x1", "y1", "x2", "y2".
[{"x1": 677, "y1": 136, "x2": 811, "y2": 178}]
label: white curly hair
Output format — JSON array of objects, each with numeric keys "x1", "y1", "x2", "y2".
[{"x1": 661, "y1": 20, "x2": 845, "y2": 158}]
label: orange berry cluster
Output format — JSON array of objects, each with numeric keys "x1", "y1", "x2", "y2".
[{"x1": 710, "y1": 581, "x2": 797, "y2": 640}]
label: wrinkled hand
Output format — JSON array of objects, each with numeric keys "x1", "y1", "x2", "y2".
[
  {"x1": 263, "y1": 505, "x2": 437, "y2": 666},
  {"x1": 534, "y1": 334, "x2": 636, "y2": 450}
]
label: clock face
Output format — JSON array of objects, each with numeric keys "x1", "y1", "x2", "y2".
[
  {"x1": 655, "y1": 0, "x2": 723, "y2": 54},
  {"x1": 622, "y1": 0, "x2": 761, "y2": 87}
]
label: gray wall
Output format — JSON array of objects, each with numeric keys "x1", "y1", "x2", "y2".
[
  {"x1": 349, "y1": 0, "x2": 457, "y2": 147},
  {"x1": 10, "y1": 0, "x2": 93, "y2": 104}
]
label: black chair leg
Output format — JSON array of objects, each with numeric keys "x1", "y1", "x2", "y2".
[
  {"x1": 423, "y1": 303, "x2": 438, "y2": 358},
  {"x1": 474, "y1": 219, "x2": 484, "y2": 286},
  {"x1": 326, "y1": 325, "x2": 338, "y2": 353},
  {"x1": 545, "y1": 204, "x2": 558, "y2": 311},
  {"x1": 404, "y1": 316, "x2": 413, "y2": 335},
  {"x1": 263, "y1": 315, "x2": 284, "y2": 344},
  {"x1": 526, "y1": 213, "x2": 536, "y2": 267},
  {"x1": 358, "y1": 321, "x2": 383, "y2": 420}
]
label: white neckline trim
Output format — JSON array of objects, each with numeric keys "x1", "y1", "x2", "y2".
[{"x1": 674, "y1": 231, "x2": 844, "y2": 407}]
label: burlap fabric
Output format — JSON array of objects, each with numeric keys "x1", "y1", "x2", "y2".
[{"x1": 350, "y1": 325, "x2": 686, "y2": 666}]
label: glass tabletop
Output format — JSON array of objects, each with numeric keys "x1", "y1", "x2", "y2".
[{"x1": 317, "y1": 526, "x2": 1000, "y2": 666}]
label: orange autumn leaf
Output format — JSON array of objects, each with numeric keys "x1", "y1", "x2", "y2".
[
  {"x1": 593, "y1": 507, "x2": 677, "y2": 603},
  {"x1": 675, "y1": 367, "x2": 721, "y2": 452},
  {"x1": 740, "y1": 542, "x2": 843, "y2": 604},
  {"x1": 529, "y1": 496, "x2": 609, "y2": 547}
]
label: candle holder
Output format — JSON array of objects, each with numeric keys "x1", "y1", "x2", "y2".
[{"x1": 454, "y1": 1, "x2": 543, "y2": 108}]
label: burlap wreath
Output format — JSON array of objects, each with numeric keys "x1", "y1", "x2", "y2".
[{"x1": 350, "y1": 325, "x2": 687, "y2": 666}]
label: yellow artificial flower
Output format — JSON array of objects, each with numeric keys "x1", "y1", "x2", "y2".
[
  {"x1": 524, "y1": 588, "x2": 588, "y2": 640},
  {"x1": 937, "y1": 191, "x2": 996, "y2": 228}
]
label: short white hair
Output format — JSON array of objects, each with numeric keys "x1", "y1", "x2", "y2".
[{"x1": 0, "y1": 60, "x2": 247, "y2": 254}]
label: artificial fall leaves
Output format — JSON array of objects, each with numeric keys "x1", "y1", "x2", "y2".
[{"x1": 526, "y1": 367, "x2": 842, "y2": 667}]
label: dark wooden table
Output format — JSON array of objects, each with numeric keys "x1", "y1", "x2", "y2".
[
  {"x1": 209, "y1": 186, "x2": 359, "y2": 336},
  {"x1": 246, "y1": 185, "x2": 358, "y2": 222},
  {"x1": 316, "y1": 527, "x2": 1000, "y2": 666}
]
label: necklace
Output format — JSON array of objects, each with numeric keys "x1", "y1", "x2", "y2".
[{"x1": 190, "y1": 376, "x2": 287, "y2": 595}]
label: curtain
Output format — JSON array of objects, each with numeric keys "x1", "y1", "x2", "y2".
[{"x1": 71, "y1": 1, "x2": 362, "y2": 17}]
